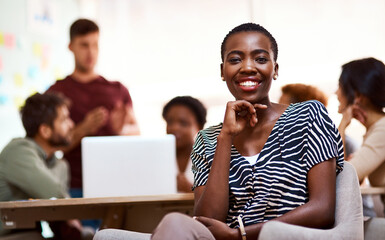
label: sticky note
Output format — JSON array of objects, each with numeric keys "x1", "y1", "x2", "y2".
[
  {"x1": 28, "y1": 65, "x2": 39, "y2": 79},
  {"x1": 13, "y1": 96, "x2": 24, "y2": 108},
  {"x1": 42, "y1": 44, "x2": 51, "y2": 58},
  {"x1": 4, "y1": 34, "x2": 15, "y2": 49},
  {"x1": 14, "y1": 73, "x2": 23, "y2": 87},
  {"x1": 0, "y1": 95, "x2": 8, "y2": 105},
  {"x1": 54, "y1": 66, "x2": 63, "y2": 80},
  {"x1": 41, "y1": 57, "x2": 49, "y2": 69},
  {"x1": 0, "y1": 33, "x2": 4, "y2": 45},
  {"x1": 33, "y1": 43, "x2": 42, "y2": 57}
]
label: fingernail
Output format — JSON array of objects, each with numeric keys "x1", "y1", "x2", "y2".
[{"x1": 192, "y1": 216, "x2": 197, "y2": 220}]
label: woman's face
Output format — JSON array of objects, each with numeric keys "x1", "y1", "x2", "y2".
[
  {"x1": 164, "y1": 105, "x2": 201, "y2": 150},
  {"x1": 336, "y1": 84, "x2": 349, "y2": 113},
  {"x1": 221, "y1": 31, "x2": 278, "y2": 104}
]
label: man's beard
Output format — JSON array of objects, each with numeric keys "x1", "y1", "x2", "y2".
[{"x1": 48, "y1": 133, "x2": 71, "y2": 147}]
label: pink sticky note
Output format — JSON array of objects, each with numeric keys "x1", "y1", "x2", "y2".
[{"x1": 4, "y1": 34, "x2": 15, "y2": 49}]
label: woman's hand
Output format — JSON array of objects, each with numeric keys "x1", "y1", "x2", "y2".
[
  {"x1": 338, "y1": 105, "x2": 353, "y2": 133},
  {"x1": 222, "y1": 100, "x2": 267, "y2": 137},
  {"x1": 177, "y1": 172, "x2": 193, "y2": 193},
  {"x1": 352, "y1": 104, "x2": 367, "y2": 125},
  {"x1": 195, "y1": 216, "x2": 238, "y2": 240}
]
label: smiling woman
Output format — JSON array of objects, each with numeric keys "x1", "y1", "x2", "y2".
[{"x1": 93, "y1": 23, "x2": 345, "y2": 240}]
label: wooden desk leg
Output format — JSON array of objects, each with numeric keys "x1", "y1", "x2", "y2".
[{"x1": 101, "y1": 206, "x2": 126, "y2": 229}]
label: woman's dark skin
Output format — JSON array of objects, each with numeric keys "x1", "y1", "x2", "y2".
[
  {"x1": 193, "y1": 31, "x2": 336, "y2": 239},
  {"x1": 164, "y1": 105, "x2": 201, "y2": 192}
]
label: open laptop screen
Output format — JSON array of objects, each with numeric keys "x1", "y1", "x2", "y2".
[{"x1": 81, "y1": 135, "x2": 177, "y2": 197}]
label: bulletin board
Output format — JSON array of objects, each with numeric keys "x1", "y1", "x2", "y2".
[{"x1": 0, "y1": 0, "x2": 79, "y2": 149}]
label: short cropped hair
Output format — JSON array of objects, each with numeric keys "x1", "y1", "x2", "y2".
[
  {"x1": 70, "y1": 18, "x2": 99, "y2": 41},
  {"x1": 20, "y1": 92, "x2": 70, "y2": 138},
  {"x1": 221, "y1": 23, "x2": 278, "y2": 62},
  {"x1": 281, "y1": 83, "x2": 328, "y2": 107},
  {"x1": 339, "y1": 57, "x2": 385, "y2": 112},
  {"x1": 162, "y1": 96, "x2": 207, "y2": 130}
]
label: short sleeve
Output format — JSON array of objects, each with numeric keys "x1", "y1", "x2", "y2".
[
  {"x1": 191, "y1": 131, "x2": 211, "y2": 190},
  {"x1": 306, "y1": 101, "x2": 344, "y2": 173},
  {"x1": 119, "y1": 83, "x2": 133, "y2": 107}
]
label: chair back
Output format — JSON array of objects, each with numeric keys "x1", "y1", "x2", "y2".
[{"x1": 259, "y1": 161, "x2": 364, "y2": 240}]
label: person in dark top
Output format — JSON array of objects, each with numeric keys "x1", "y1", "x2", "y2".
[
  {"x1": 162, "y1": 96, "x2": 207, "y2": 192},
  {"x1": 46, "y1": 19, "x2": 140, "y2": 196}
]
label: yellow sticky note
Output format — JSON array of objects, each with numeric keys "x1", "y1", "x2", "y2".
[
  {"x1": 28, "y1": 87, "x2": 37, "y2": 96},
  {"x1": 33, "y1": 43, "x2": 42, "y2": 57},
  {"x1": 54, "y1": 66, "x2": 64, "y2": 80},
  {"x1": 13, "y1": 96, "x2": 25, "y2": 109},
  {"x1": 14, "y1": 73, "x2": 23, "y2": 87},
  {"x1": 0, "y1": 33, "x2": 4, "y2": 45}
]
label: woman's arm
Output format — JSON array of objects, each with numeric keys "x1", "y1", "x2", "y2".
[
  {"x1": 194, "y1": 132, "x2": 233, "y2": 221},
  {"x1": 196, "y1": 159, "x2": 337, "y2": 240},
  {"x1": 349, "y1": 124, "x2": 385, "y2": 183},
  {"x1": 244, "y1": 159, "x2": 337, "y2": 238},
  {"x1": 194, "y1": 100, "x2": 263, "y2": 221},
  {"x1": 338, "y1": 106, "x2": 353, "y2": 158}
]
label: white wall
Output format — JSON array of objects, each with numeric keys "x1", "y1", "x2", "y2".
[
  {"x1": 1, "y1": 0, "x2": 385, "y2": 148},
  {"x1": 0, "y1": 0, "x2": 79, "y2": 149}
]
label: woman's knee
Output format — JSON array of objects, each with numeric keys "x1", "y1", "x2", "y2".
[{"x1": 94, "y1": 229, "x2": 151, "y2": 240}]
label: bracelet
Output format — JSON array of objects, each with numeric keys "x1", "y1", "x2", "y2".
[{"x1": 237, "y1": 215, "x2": 247, "y2": 240}]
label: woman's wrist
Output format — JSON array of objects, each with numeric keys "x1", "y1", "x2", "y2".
[{"x1": 218, "y1": 131, "x2": 235, "y2": 141}]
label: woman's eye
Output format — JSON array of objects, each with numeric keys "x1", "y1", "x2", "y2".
[
  {"x1": 256, "y1": 57, "x2": 267, "y2": 63},
  {"x1": 228, "y1": 58, "x2": 241, "y2": 64}
]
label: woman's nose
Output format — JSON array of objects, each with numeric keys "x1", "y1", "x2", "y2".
[{"x1": 240, "y1": 59, "x2": 256, "y2": 73}]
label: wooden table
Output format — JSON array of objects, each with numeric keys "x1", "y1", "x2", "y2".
[
  {"x1": 0, "y1": 193, "x2": 194, "y2": 233},
  {"x1": 360, "y1": 186, "x2": 385, "y2": 195},
  {"x1": 1, "y1": 188, "x2": 384, "y2": 233}
]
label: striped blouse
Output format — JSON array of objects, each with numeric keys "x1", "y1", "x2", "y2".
[{"x1": 191, "y1": 100, "x2": 344, "y2": 228}]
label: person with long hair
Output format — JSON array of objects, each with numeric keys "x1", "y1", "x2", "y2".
[{"x1": 337, "y1": 58, "x2": 385, "y2": 213}]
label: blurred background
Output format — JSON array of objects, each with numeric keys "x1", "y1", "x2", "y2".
[{"x1": 1, "y1": 0, "x2": 385, "y2": 149}]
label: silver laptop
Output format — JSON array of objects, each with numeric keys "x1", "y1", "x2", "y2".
[{"x1": 81, "y1": 135, "x2": 177, "y2": 198}]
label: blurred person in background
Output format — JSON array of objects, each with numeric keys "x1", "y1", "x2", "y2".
[
  {"x1": 337, "y1": 57, "x2": 385, "y2": 216},
  {"x1": 279, "y1": 83, "x2": 328, "y2": 107},
  {"x1": 279, "y1": 83, "x2": 360, "y2": 160},
  {"x1": 46, "y1": 19, "x2": 140, "y2": 198},
  {"x1": 0, "y1": 93, "x2": 93, "y2": 240},
  {"x1": 162, "y1": 96, "x2": 207, "y2": 193}
]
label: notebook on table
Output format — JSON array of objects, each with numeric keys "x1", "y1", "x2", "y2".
[{"x1": 81, "y1": 135, "x2": 177, "y2": 198}]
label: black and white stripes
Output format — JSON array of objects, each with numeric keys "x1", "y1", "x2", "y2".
[{"x1": 191, "y1": 100, "x2": 344, "y2": 228}]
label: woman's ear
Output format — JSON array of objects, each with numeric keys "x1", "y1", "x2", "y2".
[
  {"x1": 353, "y1": 94, "x2": 368, "y2": 108},
  {"x1": 273, "y1": 63, "x2": 279, "y2": 80},
  {"x1": 39, "y1": 124, "x2": 52, "y2": 140},
  {"x1": 220, "y1": 63, "x2": 225, "y2": 81}
]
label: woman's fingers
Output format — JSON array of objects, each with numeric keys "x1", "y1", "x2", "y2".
[
  {"x1": 194, "y1": 216, "x2": 212, "y2": 227},
  {"x1": 254, "y1": 103, "x2": 268, "y2": 110}
]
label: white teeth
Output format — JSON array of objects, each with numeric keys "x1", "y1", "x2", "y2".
[{"x1": 240, "y1": 81, "x2": 257, "y2": 87}]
